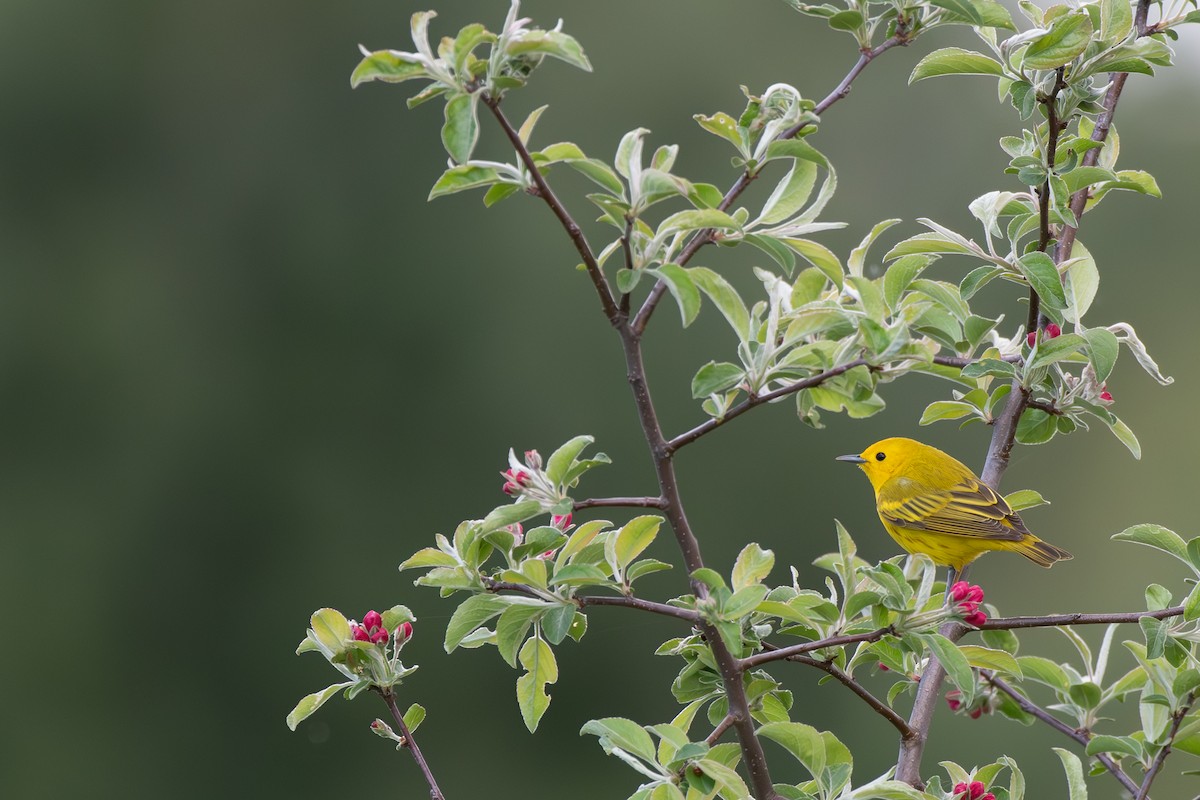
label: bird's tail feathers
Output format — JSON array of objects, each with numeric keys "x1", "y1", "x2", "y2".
[{"x1": 1016, "y1": 536, "x2": 1073, "y2": 568}]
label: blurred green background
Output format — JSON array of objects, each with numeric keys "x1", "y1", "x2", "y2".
[{"x1": 3, "y1": 1, "x2": 1197, "y2": 797}]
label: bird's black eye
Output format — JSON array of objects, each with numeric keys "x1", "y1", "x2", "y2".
[{"x1": 875, "y1": 452, "x2": 886, "y2": 461}]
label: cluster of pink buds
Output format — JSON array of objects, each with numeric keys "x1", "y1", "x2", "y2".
[
  {"x1": 552, "y1": 513, "x2": 573, "y2": 531},
  {"x1": 351, "y1": 610, "x2": 413, "y2": 646},
  {"x1": 949, "y1": 581, "x2": 987, "y2": 627},
  {"x1": 1026, "y1": 322, "x2": 1061, "y2": 347},
  {"x1": 951, "y1": 780, "x2": 996, "y2": 800},
  {"x1": 945, "y1": 689, "x2": 994, "y2": 719},
  {"x1": 502, "y1": 467, "x2": 532, "y2": 496}
]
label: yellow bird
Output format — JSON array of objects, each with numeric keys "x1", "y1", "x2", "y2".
[{"x1": 837, "y1": 437, "x2": 1071, "y2": 581}]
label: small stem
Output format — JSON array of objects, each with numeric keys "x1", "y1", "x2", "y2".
[
  {"x1": 667, "y1": 359, "x2": 870, "y2": 452},
  {"x1": 739, "y1": 627, "x2": 894, "y2": 669},
  {"x1": 483, "y1": 579, "x2": 700, "y2": 623},
  {"x1": 983, "y1": 672, "x2": 1141, "y2": 797},
  {"x1": 981, "y1": 604, "x2": 1183, "y2": 630},
  {"x1": 1025, "y1": 398, "x2": 1061, "y2": 416},
  {"x1": 481, "y1": 95, "x2": 621, "y2": 325},
  {"x1": 779, "y1": 649, "x2": 917, "y2": 739},
  {"x1": 932, "y1": 354, "x2": 1021, "y2": 369},
  {"x1": 573, "y1": 495, "x2": 667, "y2": 510},
  {"x1": 379, "y1": 690, "x2": 446, "y2": 800},
  {"x1": 706, "y1": 713, "x2": 737, "y2": 745},
  {"x1": 1137, "y1": 692, "x2": 1195, "y2": 800}
]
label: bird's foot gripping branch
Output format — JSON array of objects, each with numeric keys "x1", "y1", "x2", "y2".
[{"x1": 287, "y1": 0, "x2": 1200, "y2": 797}]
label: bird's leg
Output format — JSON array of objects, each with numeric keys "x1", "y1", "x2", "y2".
[{"x1": 943, "y1": 566, "x2": 958, "y2": 605}]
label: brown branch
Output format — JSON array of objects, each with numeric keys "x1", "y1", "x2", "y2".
[
  {"x1": 481, "y1": 94, "x2": 621, "y2": 325},
  {"x1": 483, "y1": 579, "x2": 700, "y2": 623},
  {"x1": 981, "y1": 605, "x2": 1183, "y2": 630},
  {"x1": 780, "y1": 650, "x2": 917, "y2": 739},
  {"x1": 982, "y1": 672, "x2": 1141, "y2": 797},
  {"x1": 1025, "y1": 398, "x2": 1062, "y2": 416},
  {"x1": 630, "y1": 33, "x2": 912, "y2": 337},
  {"x1": 378, "y1": 689, "x2": 446, "y2": 800},
  {"x1": 739, "y1": 627, "x2": 895, "y2": 669},
  {"x1": 931, "y1": 354, "x2": 1021, "y2": 369},
  {"x1": 667, "y1": 358, "x2": 870, "y2": 452},
  {"x1": 573, "y1": 495, "x2": 667, "y2": 510},
  {"x1": 1137, "y1": 691, "x2": 1195, "y2": 800},
  {"x1": 706, "y1": 713, "x2": 737, "y2": 745}
]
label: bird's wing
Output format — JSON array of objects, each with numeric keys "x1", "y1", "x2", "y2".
[{"x1": 877, "y1": 475, "x2": 1028, "y2": 541}]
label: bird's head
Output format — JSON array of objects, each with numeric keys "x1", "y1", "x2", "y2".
[{"x1": 836, "y1": 437, "x2": 925, "y2": 490}]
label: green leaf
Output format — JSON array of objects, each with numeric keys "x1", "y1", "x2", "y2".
[
  {"x1": 505, "y1": 29, "x2": 592, "y2": 71},
  {"x1": 883, "y1": 232, "x2": 975, "y2": 260},
  {"x1": 1185, "y1": 583, "x2": 1200, "y2": 622},
  {"x1": 399, "y1": 547, "x2": 458, "y2": 570},
  {"x1": 546, "y1": 435, "x2": 595, "y2": 485},
  {"x1": 496, "y1": 603, "x2": 546, "y2": 667},
  {"x1": 919, "y1": 633, "x2": 975, "y2": 704},
  {"x1": 310, "y1": 608, "x2": 352, "y2": 653},
  {"x1": 659, "y1": 209, "x2": 742, "y2": 236},
  {"x1": 785, "y1": 239, "x2": 844, "y2": 288},
  {"x1": 1083, "y1": 328, "x2": 1118, "y2": 383},
  {"x1": 445, "y1": 594, "x2": 511, "y2": 652},
  {"x1": 350, "y1": 49, "x2": 426, "y2": 88},
  {"x1": 848, "y1": 218, "x2": 901, "y2": 278},
  {"x1": 286, "y1": 681, "x2": 353, "y2": 730},
  {"x1": 652, "y1": 264, "x2": 701, "y2": 327},
  {"x1": 694, "y1": 112, "x2": 745, "y2": 153},
  {"x1": 1062, "y1": 242, "x2": 1099, "y2": 324},
  {"x1": 732, "y1": 543, "x2": 774, "y2": 591},
  {"x1": 883, "y1": 255, "x2": 934, "y2": 310},
  {"x1": 959, "y1": 645, "x2": 1023, "y2": 677},
  {"x1": 566, "y1": 158, "x2": 625, "y2": 195},
  {"x1": 692, "y1": 362, "x2": 745, "y2": 398},
  {"x1": 1100, "y1": 0, "x2": 1133, "y2": 42},
  {"x1": 580, "y1": 717, "x2": 658, "y2": 763},
  {"x1": 441, "y1": 93, "x2": 480, "y2": 164},
  {"x1": 1085, "y1": 734, "x2": 1141, "y2": 760},
  {"x1": 402, "y1": 703, "x2": 426, "y2": 733},
  {"x1": 483, "y1": 183, "x2": 520, "y2": 207},
  {"x1": 689, "y1": 267, "x2": 751, "y2": 341},
  {"x1": 614, "y1": 516, "x2": 663, "y2": 570},
  {"x1": 1140, "y1": 616, "x2": 1168, "y2": 659},
  {"x1": 626, "y1": 558, "x2": 673, "y2": 583},
  {"x1": 910, "y1": 48, "x2": 1003, "y2": 83},
  {"x1": 1112, "y1": 524, "x2": 1190, "y2": 567},
  {"x1": 919, "y1": 400, "x2": 975, "y2": 426},
  {"x1": 1016, "y1": 252, "x2": 1068, "y2": 310},
  {"x1": 1016, "y1": 408, "x2": 1057, "y2": 445},
  {"x1": 1019, "y1": 655, "x2": 1071, "y2": 691},
  {"x1": 695, "y1": 759, "x2": 752, "y2": 798},
  {"x1": 428, "y1": 164, "x2": 501, "y2": 199},
  {"x1": 516, "y1": 635, "x2": 558, "y2": 732},
  {"x1": 928, "y1": 0, "x2": 984, "y2": 24},
  {"x1": 757, "y1": 721, "x2": 826, "y2": 779},
  {"x1": 481, "y1": 500, "x2": 542, "y2": 534},
  {"x1": 759, "y1": 161, "x2": 819, "y2": 225},
  {"x1": 1104, "y1": 414, "x2": 1141, "y2": 459},
  {"x1": 1052, "y1": 748, "x2": 1089, "y2": 800},
  {"x1": 827, "y1": 9, "x2": 865, "y2": 30},
  {"x1": 1005, "y1": 489, "x2": 1049, "y2": 511},
  {"x1": 1024, "y1": 12, "x2": 1093, "y2": 69},
  {"x1": 723, "y1": 584, "x2": 769, "y2": 619},
  {"x1": 542, "y1": 603, "x2": 576, "y2": 645},
  {"x1": 1028, "y1": 332, "x2": 1087, "y2": 370}
]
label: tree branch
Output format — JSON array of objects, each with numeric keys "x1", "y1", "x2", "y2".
[
  {"x1": 481, "y1": 94, "x2": 622, "y2": 325},
  {"x1": 740, "y1": 627, "x2": 895, "y2": 669},
  {"x1": 931, "y1": 354, "x2": 1021, "y2": 369},
  {"x1": 706, "y1": 713, "x2": 737, "y2": 745},
  {"x1": 981, "y1": 605, "x2": 1183, "y2": 630},
  {"x1": 484, "y1": 579, "x2": 700, "y2": 623},
  {"x1": 1137, "y1": 691, "x2": 1195, "y2": 800},
  {"x1": 667, "y1": 359, "x2": 870, "y2": 452},
  {"x1": 982, "y1": 672, "x2": 1141, "y2": 797},
  {"x1": 630, "y1": 32, "x2": 912, "y2": 336},
  {"x1": 379, "y1": 689, "x2": 446, "y2": 800},
  {"x1": 573, "y1": 495, "x2": 667, "y2": 510},
  {"x1": 780, "y1": 650, "x2": 917, "y2": 740}
]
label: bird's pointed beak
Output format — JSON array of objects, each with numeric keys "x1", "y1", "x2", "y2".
[{"x1": 835, "y1": 454, "x2": 867, "y2": 464}]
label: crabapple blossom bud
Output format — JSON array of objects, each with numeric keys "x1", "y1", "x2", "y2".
[
  {"x1": 362, "y1": 610, "x2": 383, "y2": 631},
  {"x1": 524, "y1": 450, "x2": 542, "y2": 469},
  {"x1": 1100, "y1": 389, "x2": 1113, "y2": 402},
  {"x1": 1045, "y1": 322, "x2": 1061, "y2": 338},
  {"x1": 552, "y1": 513, "x2": 572, "y2": 530},
  {"x1": 397, "y1": 621, "x2": 414, "y2": 642},
  {"x1": 945, "y1": 690, "x2": 963, "y2": 711},
  {"x1": 351, "y1": 625, "x2": 370, "y2": 642}
]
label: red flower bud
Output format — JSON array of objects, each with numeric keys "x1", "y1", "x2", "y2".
[
  {"x1": 398, "y1": 621, "x2": 414, "y2": 642},
  {"x1": 949, "y1": 581, "x2": 970, "y2": 602},
  {"x1": 363, "y1": 610, "x2": 383, "y2": 631},
  {"x1": 351, "y1": 624, "x2": 370, "y2": 642},
  {"x1": 552, "y1": 513, "x2": 573, "y2": 530},
  {"x1": 969, "y1": 706, "x2": 984, "y2": 719},
  {"x1": 1100, "y1": 390, "x2": 1113, "y2": 402},
  {"x1": 981, "y1": 795, "x2": 996, "y2": 800},
  {"x1": 952, "y1": 783, "x2": 968, "y2": 798},
  {"x1": 524, "y1": 449, "x2": 542, "y2": 469},
  {"x1": 1045, "y1": 322, "x2": 1061, "y2": 339},
  {"x1": 877, "y1": 663, "x2": 890, "y2": 672},
  {"x1": 963, "y1": 610, "x2": 988, "y2": 627},
  {"x1": 969, "y1": 781, "x2": 986, "y2": 799},
  {"x1": 945, "y1": 690, "x2": 962, "y2": 711},
  {"x1": 1026, "y1": 331, "x2": 1037, "y2": 347}
]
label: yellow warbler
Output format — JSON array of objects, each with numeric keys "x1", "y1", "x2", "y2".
[{"x1": 837, "y1": 437, "x2": 1071, "y2": 576}]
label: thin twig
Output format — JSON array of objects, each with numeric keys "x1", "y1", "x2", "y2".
[
  {"x1": 667, "y1": 359, "x2": 870, "y2": 452},
  {"x1": 573, "y1": 495, "x2": 667, "y2": 510},
  {"x1": 778, "y1": 649, "x2": 917, "y2": 739},
  {"x1": 983, "y1": 672, "x2": 1141, "y2": 797},
  {"x1": 981, "y1": 605, "x2": 1184, "y2": 630},
  {"x1": 379, "y1": 689, "x2": 446, "y2": 800},
  {"x1": 630, "y1": 33, "x2": 912, "y2": 336},
  {"x1": 481, "y1": 95, "x2": 621, "y2": 325},
  {"x1": 1138, "y1": 692, "x2": 1196, "y2": 800},
  {"x1": 739, "y1": 627, "x2": 895, "y2": 669},
  {"x1": 931, "y1": 354, "x2": 1021, "y2": 369},
  {"x1": 484, "y1": 579, "x2": 700, "y2": 623},
  {"x1": 706, "y1": 713, "x2": 737, "y2": 745},
  {"x1": 1025, "y1": 398, "x2": 1062, "y2": 416}
]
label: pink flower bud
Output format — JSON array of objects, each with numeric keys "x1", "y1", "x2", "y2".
[
  {"x1": 969, "y1": 706, "x2": 984, "y2": 719},
  {"x1": 1100, "y1": 390, "x2": 1113, "y2": 402},
  {"x1": 963, "y1": 610, "x2": 988, "y2": 627},
  {"x1": 952, "y1": 783, "x2": 968, "y2": 798},
  {"x1": 536, "y1": 549, "x2": 558, "y2": 560},
  {"x1": 505, "y1": 523, "x2": 524, "y2": 544},
  {"x1": 981, "y1": 795, "x2": 996, "y2": 800},
  {"x1": 969, "y1": 781, "x2": 986, "y2": 799},
  {"x1": 351, "y1": 625, "x2": 370, "y2": 642},
  {"x1": 398, "y1": 621, "x2": 414, "y2": 642},
  {"x1": 877, "y1": 663, "x2": 890, "y2": 672},
  {"x1": 370, "y1": 628, "x2": 389, "y2": 644},
  {"x1": 524, "y1": 450, "x2": 542, "y2": 469},
  {"x1": 1026, "y1": 331, "x2": 1037, "y2": 347},
  {"x1": 945, "y1": 690, "x2": 962, "y2": 711},
  {"x1": 552, "y1": 513, "x2": 572, "y2": 531},
  {"x1": 1045, "y1": 322, "x2": 1061, "y2": 339},
  {"x1": 363, "y1": 610, "x2": 383, "y2": 631},
  {"x1": 949, "y1": 581, "x2": 971, "y2": 602}
]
